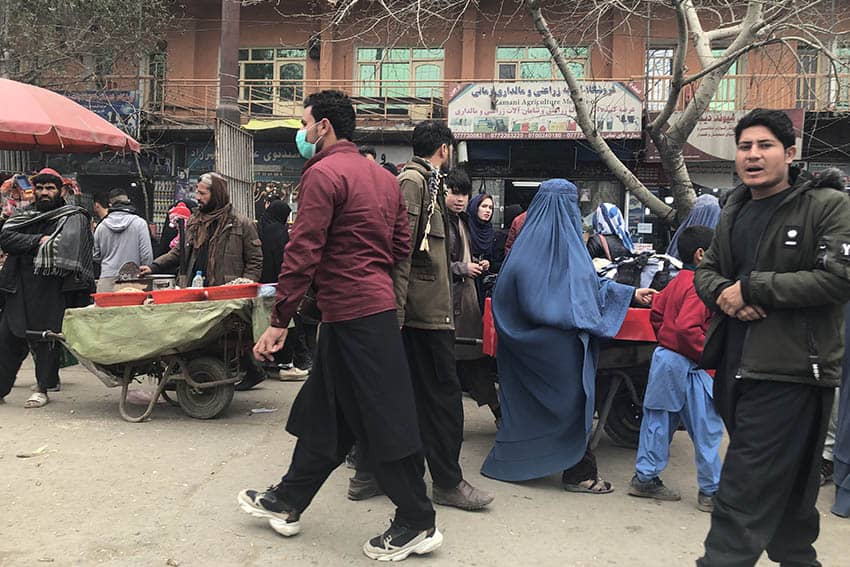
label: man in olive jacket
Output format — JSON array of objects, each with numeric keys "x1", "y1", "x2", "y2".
[
  {"x1": 349, "y1": 120, "x2": 493, "y2": 511},
  {"x1": 695, "y1": 109, "x2": 850, "y2": 567}
]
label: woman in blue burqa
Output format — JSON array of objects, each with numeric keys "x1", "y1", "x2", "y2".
[
  {"x1": 665, "y1": 194, "x2": 721, "y2": 261},
  {"x1": 481, "y1": 179, "x2": 655, "y2": 492},
  {"x1": 830, "y1": 303, "x2": 850, "y2": 518}
]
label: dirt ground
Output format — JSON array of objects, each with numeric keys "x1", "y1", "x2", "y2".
[{"x1": 1, "y1": 360, "x2": 847, "y2": 566}]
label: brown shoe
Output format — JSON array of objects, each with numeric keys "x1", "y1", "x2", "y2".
[
  {"x1": 432, "y1": 479, "x2": 493, "y2": 511},
  {"x1": 348, "y1": 475, "x2": 384, "y2": 501}
]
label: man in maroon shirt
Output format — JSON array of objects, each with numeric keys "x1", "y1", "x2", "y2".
[{"x1": 238, "y1": 91, "x2": 442, "y2": 562}]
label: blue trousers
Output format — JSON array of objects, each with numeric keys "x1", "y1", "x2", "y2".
[{"x1": 635, "y1": 376, "x2": 723, "y2": 495}]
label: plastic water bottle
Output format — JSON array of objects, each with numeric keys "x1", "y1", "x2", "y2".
[{"x1": 191, "y1": 271, "x2": 204, "y2": 288}]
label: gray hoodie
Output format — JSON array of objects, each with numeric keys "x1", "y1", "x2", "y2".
[{"x1": 93, "y1": 211, "x2": 153, "y2": 277}]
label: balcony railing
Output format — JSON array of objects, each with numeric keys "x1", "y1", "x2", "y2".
[
  {"x1": 148, "y1": 78, "x2": 447, "y2": 127},
  {"x1": 144, "y1": 73, "x2": 850, "y2": 128},
  {"x1": 640, "y1": 72, "x2": 850, "y2": 113}
]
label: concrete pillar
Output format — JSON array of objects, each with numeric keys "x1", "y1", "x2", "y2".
[
  {"x1": 217, "y1": 0, "x2": 241, "y2": 123},
  {"x1": 461, "y1": 7, "x2": 478, "y2": 80}
]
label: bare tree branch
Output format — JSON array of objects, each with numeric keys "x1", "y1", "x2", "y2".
[{"x1": 527, "y1": 0, "x2": 676, "y2": 221}]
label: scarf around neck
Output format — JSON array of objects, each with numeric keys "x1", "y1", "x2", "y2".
[
  {"x1": 2, "y1": 204, "x2": 94, "y2": 281},
  {"x1": 187, "y1": 203, "x2": 233, "y2": 278}
]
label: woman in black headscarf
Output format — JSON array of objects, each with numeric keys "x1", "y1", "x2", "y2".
[{"x1": 259, "y1": 199, "x2": 291, "y2": 283}]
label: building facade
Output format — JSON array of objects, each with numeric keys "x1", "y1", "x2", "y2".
[{"x1": 6, "y1": 1, "x2": 850, "y2": 246}]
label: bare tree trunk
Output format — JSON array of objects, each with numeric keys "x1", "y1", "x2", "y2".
[{"x1": 527, "y1": 0, "x2": 676, "y2": 223}]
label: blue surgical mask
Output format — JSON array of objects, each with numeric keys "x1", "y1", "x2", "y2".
[{"x1": 296, "y1": 123, "x2": 324, "y2": 159}]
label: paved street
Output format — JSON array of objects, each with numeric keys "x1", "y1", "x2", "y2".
[{"x1": 1, "y1": 360, "x2": 847, "y2": 566}]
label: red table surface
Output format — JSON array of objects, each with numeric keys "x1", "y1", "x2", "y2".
[{"x1": 482, "y1": 298, "x2": 656, "y2": 357}]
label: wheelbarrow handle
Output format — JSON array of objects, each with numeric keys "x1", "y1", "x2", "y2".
[{"x1": 25, "y1": 330, "x2": 65, "y2": 342}]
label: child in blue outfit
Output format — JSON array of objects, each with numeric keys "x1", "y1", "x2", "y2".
[{"x1": 629, "y1": 226, "x2": 724, "y2": 512}]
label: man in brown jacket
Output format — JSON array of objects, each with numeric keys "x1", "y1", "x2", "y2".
[
  {"x1": 141, "y1": 172, "x2": 265, "y2": 390},
  {"x1": 141, "y1": 172, "x2": 262, "y2": 287}
]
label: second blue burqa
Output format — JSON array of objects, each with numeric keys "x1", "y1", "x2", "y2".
[{"x1": 481, "y1": 179, "x2": 634, "y2": 481}]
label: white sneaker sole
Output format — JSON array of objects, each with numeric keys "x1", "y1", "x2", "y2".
[
  {"x1": 362, "y1": 528, "x2": 443, "y2": 562},
  {"x1": 237, "y1": 490, "x2": 301, "y2": 537},
  {"x1": 278, "y1": 370, "x2": 308, "y2": 382}
]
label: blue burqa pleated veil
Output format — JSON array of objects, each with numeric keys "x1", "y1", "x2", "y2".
[
  {"x1": 481, "y1": 179, "x2": 634, "y2": 482},
  {"x1": 831, "y1": 303, "x2": 850, "y2": 517},
  {"x1": 666, "y1": 194, "x2": 721, "y2": 260}
]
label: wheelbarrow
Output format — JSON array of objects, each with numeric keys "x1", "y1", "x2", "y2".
[
  {"x1": 45, "y1": 298, "x2": 270, "y2": 422},
  {"x1": 28, "y1": 315, "x2": 248, "y2": 422}
]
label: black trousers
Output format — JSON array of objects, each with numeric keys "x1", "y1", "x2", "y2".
[
  {"x1": 457, "y1": 358, "x2": 499, "y2": 410},
  {"x1": 698, "y1": 379, "x2": 834, "y2": 567},
  {"x1": 274, "y1": 312, "x2": 435, "y2": 531},
  {"x1": 0, "y1": 315, "x2": 60, "y2": 398},
  {"x1": 278, "y1": 314, "x2": 317, "y2": 369},
  {"x1": 403, "y1": 327, "x2": 465, "y2": 490}
]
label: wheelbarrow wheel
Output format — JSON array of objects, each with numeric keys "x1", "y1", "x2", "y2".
[
  {"x1": 176, "y1": 357, "x2": 234, "y2": 419},
  {"x1": 601, "y1": 372, "x2": 647, "y2": 449}
]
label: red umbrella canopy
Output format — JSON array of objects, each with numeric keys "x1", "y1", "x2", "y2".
[{"x1": 0, "y1": 78, "x2": 141, "y2": 153}]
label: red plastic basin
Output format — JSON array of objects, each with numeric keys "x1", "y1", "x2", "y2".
[
  {"x1": 150, "y1": 288, "x2": 207, "y2": 304},
  {"x1": 92, "y1": 291, "x2": 148, "y2": 307},
  {"x1": 205, "y1": 283, "x2": 259, "y2": 301}
]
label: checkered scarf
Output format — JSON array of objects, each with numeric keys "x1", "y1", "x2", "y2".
[{"x1": 2, "y1": 205, "x2": 94, "y2": 281}]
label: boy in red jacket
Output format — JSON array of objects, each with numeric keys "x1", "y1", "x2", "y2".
[{"x1": 629, "y1": 226, "x2": 723, "y2": 512}]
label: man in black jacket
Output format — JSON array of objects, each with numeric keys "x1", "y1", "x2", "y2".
[
  {"x1": 695, "y1": 109, "x2": 850, "y2": 566},
  {"x1": 0, "y1": 170, "x2": 94, "y2": 408}
]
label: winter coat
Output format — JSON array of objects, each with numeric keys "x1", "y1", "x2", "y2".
[
  {"x1": 393, "y1": 157, "x2": 454, "y2": 330},
  {"x1": 650, "y1": 267, "x2": 710, "y2": 364},
  {"x1": 0, "y1": 209, "x2": 92, "y2": 335},
  {"x1": 93, "y1": 210, "x2": 154, "y2": 277},
  {"x1": 504, "y1": 211, "x2": 526, "y2": 256},
  {"x1": 151, "y1": 210, "x2": 262, "y2": 286},
  {"x1": 695, "y1": 168, "x2": 850, "y2": 387},
  {"x1": 446, "y1": 211, "x2": 483, "y2": 359}
]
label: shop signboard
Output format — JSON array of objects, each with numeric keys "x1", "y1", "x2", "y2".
[
  {"x1": 61, "y1": 90, "x2": 141, "y2": 137},
  {"x1": 448, "y1": 81, "x2": 643, "y2": 140},
  {"x1": 645, "y1": 109, "x2": 804, "y2": 162}
]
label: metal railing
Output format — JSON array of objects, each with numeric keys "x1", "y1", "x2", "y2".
[
  {"x1": 145, "y1": 73, "x2": 850, "y2": 128},
  {"x1": 149, "y1": 78, "x2": 446, "y2": 127},
  {"x1": 639, "y1": 72, "x2": 850, "y2": 113}
]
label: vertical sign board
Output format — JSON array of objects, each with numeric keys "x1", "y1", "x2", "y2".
[{"x1": 215, "y1": 120, "x2": 255, "y2": 219}]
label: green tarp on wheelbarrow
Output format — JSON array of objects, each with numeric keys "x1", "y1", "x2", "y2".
[{"x1": 62, "y1": 297, "x2": 276, "y2": 365}]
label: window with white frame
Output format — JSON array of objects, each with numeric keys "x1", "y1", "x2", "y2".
[
  {"x1": 238, "y1": 48, "x2": 306, "y2": 115},
  {"x1": 496, "y1": 46, "x2": 588, "y2": 80},
  {"x1": 645, "y1": 48, "x2": 674, "y2": 111},
  {"x1": 356, "y1": 48, "x2": 444, "y2": 101}
]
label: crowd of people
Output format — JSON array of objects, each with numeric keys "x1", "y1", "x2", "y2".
[{"x1": 1, "y1": 96, "x2": 848, "y2": 564}]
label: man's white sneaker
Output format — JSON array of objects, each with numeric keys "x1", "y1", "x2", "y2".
[
  {"x1": 363, "y1": 521, "x2": 442, "y2": 561},
  {"x1": 237, "y1": 488, "x2": 301, "y2": 537},
  {"x1": 279, "y1": 367, "x2": 309, "y2": 381}
]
